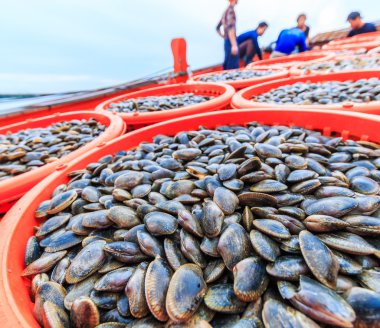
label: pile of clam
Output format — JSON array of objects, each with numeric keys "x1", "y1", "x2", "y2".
[
  {"x1": 0, "y1": 119, "x2": 105, "y2": 180},
  {"x1": 199, "y1": 70, "x2": 274, "y2": 82},
  {"x1": 252, "y1": 78, "x2": 380, "y2": 105},
  {"x1": 24, "y1": 123, "x2": 380, "y2": 328},
  {"x1": 107, "y1": 94, "x2": 214, "y2": 114},
  {"x1": 299, "y1": 56, "x2": 380, "y2": 73}
]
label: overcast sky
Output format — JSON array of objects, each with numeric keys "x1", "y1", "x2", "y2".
[{"x1": 1, "y1": 0, "x2": 379, "y2": 94}]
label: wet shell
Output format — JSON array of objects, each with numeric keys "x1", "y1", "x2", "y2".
[
  {"x1": 304, "y1": 215, "x2": 349, "y2": 232},
  {"x1": 201, "y1": 201, "x2": 224, "y2": 238},
  {"x1": 299, "y1": 230, "x2": 339, "y2": 289},
  {"x1": 250, "y1": 180, "x2": 287, "y2": 193},
  {"x1": 318, "y1": 232, "x2": 377, "y2": 255},
  {"x1": 249, "y1": 230, "x2": 280, "y2": 262},
  {"x1": 70, "y1": 296, "x2": 100, "y2": 328},
  {"x1": 279, "y1": 276, "x2": 356, "y2": 327},
  {"x1": 108, "y1": 206, "x2": 140, "y2": 229},
  {"x1": 66, "y1": 240, "x2": 107, "y2": 284},
  {"x1": 42, "y1": 301, "x2": 70, "y2": 328},
  {"x1": 144, "y1": 212, "x2": 178, "y2": 236},
  {"x1": 305, "y1": 197, "x2": 358, "y2": 217},
  {"x1": 203, "y1": 259, "x2": 226, "y2": 284},
  {"x1": 125, "y1": 262, "x2": 149, "y2": 319},
  {"x1": 217, "y1": 223, "x2": 252, "y2": 270},
  {"x1": 47, "y1": 190, "x2": 78, "y2": 215},
  {"x1": 213, "y1": 187, "x2": 239, "y2": 215},
  {"x1": 266, "y1": 255, "x2": 310, "y2": 281},
  {"x1": 22, "y1": 251, "x2": 67, "y2": 276},
  {"x1": 94, "y1": 267, "x2": 134, "y2": 292},
  {"x1": 204, "y1": 284, "x2": 246, "y2": 314},
  {"x1": 233, "y1": 257, "x2": 269, "y2": 302},
  {"x1": 166, "y1": 264, "x2": 207, "y2": 322},
  {"x1": 262, "y1": 299, "x2": 320, "y2": 328},
  {"x1": 252, "y1": 219, "x2": 291, "y2": 240},
  {"x1": 145, "y1": 257, "x2": 173, "y2": 322}
]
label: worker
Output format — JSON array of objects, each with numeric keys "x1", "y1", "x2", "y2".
[
  {"x1": 347, "y1": 12, "x2": 377, "y2": 37},
  {"x1": 237, "y1": 22, "x2": 269, "y2": 65},
  {"x1": 295, "y1": 13, "x2": 310, "y2": 46},
  {"x1": 271, "y1": 28, "x2": 308, "y2": 58},
  {"x1": 217, "y1": 0, "x2": 239, "y2": 70}
]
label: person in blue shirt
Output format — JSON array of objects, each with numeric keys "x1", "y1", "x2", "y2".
[
  {"x1": 237, "y1": 22, "x2": 268, "y2": 65},
  {"x1": 347, "y1": 12, "x2": 377, "y2": 37},
  {"x1": 271, "y1": 27, "x2": 308, "y2": 58}
]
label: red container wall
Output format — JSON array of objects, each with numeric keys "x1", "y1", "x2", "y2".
[
  {"x1": 191, "y1": 68, "x2": 289, "y2": 90},
  {"x1": 0, "y1": 111, "x2": 125, "y2": 210},
  {"x1": 231, "y1": 70, "x2": 380, "y2": 114},
  {"x1": 1, "y1": 108, "x2": 380, "y2": 328},
  {"x1": 95, "y1": 83, "x2": 235, "y2": 124}
]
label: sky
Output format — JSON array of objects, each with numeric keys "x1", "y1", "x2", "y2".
[{"x1": 1, "y1": 0, "x2": 379, "y2": 94}]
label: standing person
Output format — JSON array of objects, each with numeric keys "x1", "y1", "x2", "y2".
[
  {"x1": 237, "y1": 22, "x2": 269, "y2": 65},
  {"x1": 296, "y1": 14, "x2": 310, "y2": 46},
  {"x1": 216, "y1": 0, "x2": 239, "y2": 70},
  {"x1": 271, "y1": 27, "x2": 308, "y2": 58},
  {"x1": 347, "y1": 12, "x2": 377, "y2": 37}
]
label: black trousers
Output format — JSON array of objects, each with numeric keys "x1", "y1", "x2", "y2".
[{"x1": 239, "y1": 39, "x2": 257, "y2": 66}]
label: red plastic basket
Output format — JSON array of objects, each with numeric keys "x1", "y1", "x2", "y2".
[
  {"x1": 95, "y1": 82, "x2": 235, "y2": 126},
  {"x1": 290, "y1": 53, "x2": 380, "y2": 76},
  {"x1": 232, "y1": 70, "x2": 380, "y2": 114},
  {"x1": 1, "y1": 108, "x2": 380, "y2": 328},
  {"x1": 191, "y1": 68, "x2": 288, "y2": 90},
  {"x1": 246, "y1": 52, "x2": 333, "y2": 70},
  {"x1": 322, "y1": 40, "x2": 380, "y2": 51},
  {"x1": 329, "y1": 34, "x2": 380, "y2": 46},
  {"x1": 0, "y1": 111, "x2": 125, "y2": 212}
]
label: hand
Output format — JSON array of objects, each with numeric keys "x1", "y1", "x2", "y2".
[{"x1": 231, "y1": 45, "x2": 238, "y2": 56}]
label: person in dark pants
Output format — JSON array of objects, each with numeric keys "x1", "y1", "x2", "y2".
[
  {"x1": 295, "y1": 14, "x2": 310, "y2": 46},
  {"x1": 347, "y1": 12, "x2": 377, "y2": 37},
  {"x1": 271, "y1": 27, "x2": 308, "y2": 58},
  {"x1": 237, "y1": 22, "x2": 268, "y2": 65},
  {"x1": 217, "y1": 0, "x2": 239, "y2": 70}
]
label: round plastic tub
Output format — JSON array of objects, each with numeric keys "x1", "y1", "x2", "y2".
[
  {"x1": 290, "y1": 53, "x2": 380, "y2": 76},
  {"x1": 246, "y1": 52, "x2": 333, "y2": 70},
  {"x1": 232, "y1": 70, "x2": 380, "y2": 114},
  {"x1": 191, "y1": 68, "x2": 288, "y2": 90},
  {"x1": 329, "y1": 34, "x2": 380, "y2": 46},
  {"x1": 1, "y1": 108, "x2": 380, "y2": 327},
  {"x1": 0, "y1": 111, "x2": 125, "y2": 212},
  {"x1": 95, "y1": 82, "x2": 235, "y2": 128},
  {"x1": 322, "y1": 40, "x2": 380, "y2": 51}
]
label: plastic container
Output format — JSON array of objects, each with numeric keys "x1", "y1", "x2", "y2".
[
  {"x1": 0, "y1": 111, "x2": 125, "y2": 212},
  {"x1": 322, "y1": 40, "x2": 380, "y2": 51},
  {"x1": 191, "y1": 68, "x2": 288, "y2": 90},
  {"x1": 246, "y1": 52, "x2": 333, "y2": 70},
  {"x1": 1, "y1": 108, "x2": 380, "y2": 328},
  {"x1": 290, "y1": 53, "x2": 380, "y2": 76},
  {"x1": 232, "y1": 70, "x2": 380, "y2": 114},
  {"x1": 95, "y1": 83, "x2": 235, "y2": 128},
  {"x1": 329, "y1": 34, "x2": 380, "y2": 46}
]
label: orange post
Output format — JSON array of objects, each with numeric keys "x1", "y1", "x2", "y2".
[{"x1": 171, "y1": 38, "x2": 189, "y2": 76}]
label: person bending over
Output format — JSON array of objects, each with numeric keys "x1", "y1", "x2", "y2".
[
  {"x1": 237, "y1": 22, "x2": 268, "y2": 65},
  {"x1": 271, "y1": 27, "x2": 307, "y2": 58}
]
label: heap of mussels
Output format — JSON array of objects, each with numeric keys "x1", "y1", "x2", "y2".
[
  {"x1": 199, "y1": 70, "x2": 275, "y2": 82},
  {"x1": 252, "y1": 78, "x2": 380, "y2": 105},
  {"x1": 0, "y1": 119, "x2": 105, "y2": 181},
  {"x1": 107, "y1": 94, "x2": 214, "y2": 114},
  {"x1": 299, "y1": 56, "x2": 380, "y2": 73},
  {"x1": 23, "y1": 122, "x2": 380, "y2": 328}
]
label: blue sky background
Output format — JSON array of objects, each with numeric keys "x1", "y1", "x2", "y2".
[{"x1": 1, "y1": 0, "x2": 379, "y2": 94}]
